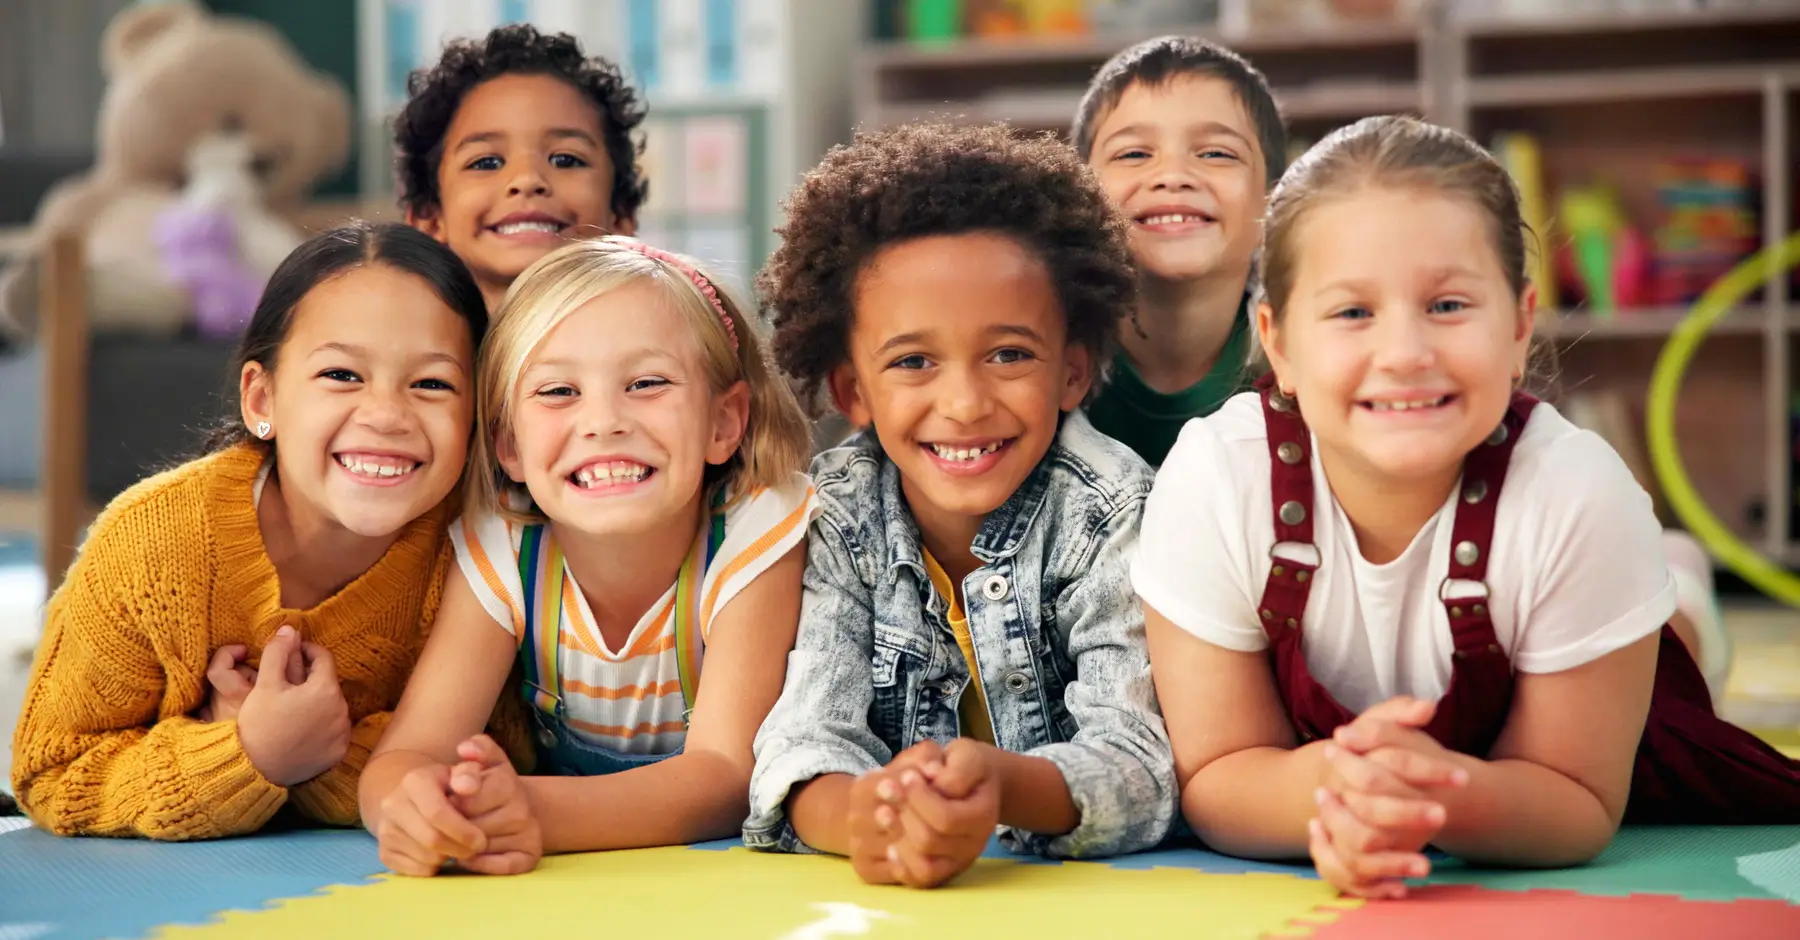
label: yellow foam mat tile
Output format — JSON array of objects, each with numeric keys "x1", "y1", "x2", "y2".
[{"x1": 157, "y1": 845, "x2": 1357, "y2": 940}]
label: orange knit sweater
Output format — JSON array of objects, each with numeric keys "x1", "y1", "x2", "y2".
[{"x1": 11, "y1": 444, "x2": 480, "y2": 840}]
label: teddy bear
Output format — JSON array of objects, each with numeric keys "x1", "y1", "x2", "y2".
[{"x1": 0, "y1": 0, "x2": 350, "y2": 347}]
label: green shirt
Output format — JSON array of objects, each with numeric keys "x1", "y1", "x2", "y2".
[{"x1": 1086, "y1": 298, "x2": 1252, "y2": 467}]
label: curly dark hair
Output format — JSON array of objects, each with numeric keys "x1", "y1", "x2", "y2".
[
  {"x1": 393, "y1": 23, "x2": 648, "y2": 224},
  {"x1": 759, "y1": 122, "x2": 1137, "y2": 414}
]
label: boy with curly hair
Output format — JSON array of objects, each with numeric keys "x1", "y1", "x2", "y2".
[
  {"x1": 1074, "y1": 36, "x2": 1286, "y2": 466},
  {"x1": 394, "y1": 23, "x2": 647, "y2": 309},
  {"x1": 745, "y1": 122, "x2": 1177, "y2": 888}
]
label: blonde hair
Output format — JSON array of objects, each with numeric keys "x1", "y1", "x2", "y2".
[
  {"x1": 467, "y1": 237, "x2": 812, "y2": 523},
  {"x1": 1252, "y1": 115, "x2": 1554, "y2": 390}
]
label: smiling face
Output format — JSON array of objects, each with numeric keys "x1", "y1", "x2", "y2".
[
  {"x1": 497, "y1": 280, "x2": 747, "y2": 539},
  {"x1": 413, "y1": 73, "x2": 628, "y2": 305},
  {"x1": 830, "y1": 232, "x2": 1091, "y2": 533},
  {"x1": 240, "y1": 264, "x2": 477, "y2": 539},
  {"x1": 1260, "y1": 185, "x2": 1534, "y2": 495},
  {"x1": 1089, "y1": 75, "x2": 1267, "y2": 284}
]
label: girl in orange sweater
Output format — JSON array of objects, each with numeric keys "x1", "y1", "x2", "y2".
[{"x1": 11, "y1": 221, "x2": 494, "y2": 840}]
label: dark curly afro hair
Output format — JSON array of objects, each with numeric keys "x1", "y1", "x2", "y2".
[
  {"x1": 759, "y1": 122, "x2": 1137, "y2": 414},
  {"x1": 393, "y1": 23, "x2": 647, "y2": 224}
]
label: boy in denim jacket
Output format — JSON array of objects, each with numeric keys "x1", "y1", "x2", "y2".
[{"x1": 745, "y1": 122, "x2": 1177, "y2": 888}]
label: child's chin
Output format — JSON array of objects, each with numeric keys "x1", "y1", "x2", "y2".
[{"x1": 326, "y1": 499, "x2": 422, "y2": 539}]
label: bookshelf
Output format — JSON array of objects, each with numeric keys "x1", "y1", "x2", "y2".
[{"x1": 854, "y1": 2, "x2": 1800, "y2": 566}]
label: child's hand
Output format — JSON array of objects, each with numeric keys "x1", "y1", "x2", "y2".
[
  {"x1": 887, "y1": 738, "x2": 1001, "y2": 888},
  {"x1": 845, "y1": 741, "x2": 945, "y2": 886},
  {"x1": 1310, "y1": 696, "x2": 1468, "y2": 899},
  {"x1": 196, "y1": 644, "x2": 255, "y2": 722},
  {"x1": 444, "y1": 735, "x2": 542, "y2": 876},
  {"x1": 234, "y1": 626, "x2": 353, "y2": 786},
  {"x1": 1325, "y1": 696, "x2": 1467, "y2": 795},
  {"x1": 372, "y1": 762, "x2": 487, "y2": 876}
]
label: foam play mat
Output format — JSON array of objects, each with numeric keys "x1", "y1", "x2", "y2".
[{"x1": 3, "y1": 819, "x2": 1797, "y2": 939}]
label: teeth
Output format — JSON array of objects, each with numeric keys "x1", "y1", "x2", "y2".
[
  {"x1": 572, "y1": 460, "x2": 650, "y2": 488},
  {"x1": 1368, "y1": 397, "x2": 1448, "y2": 412},
  {"x1": 1140, "y1": 213, "x2": 1207, "y2": 226},
  {"x1": 928, "y1": 441, "x2": 1004, "y2": 462},
  {"x1": 336, "y1": 454, "x2": 419, "y2": 478},
  {"x1": 494, "y1": 221, "x2": 562, "y2": 236}
]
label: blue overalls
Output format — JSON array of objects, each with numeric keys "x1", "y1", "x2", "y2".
[{"x1": 515, "y1": 504, "x2": 725, "y2": 776}]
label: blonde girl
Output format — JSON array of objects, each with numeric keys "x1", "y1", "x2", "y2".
[
  {"x1": 1137, "y1": 116, "x2": 1800, "y2": 900},
  {"x1": 358, "y1": 237, "x2": 815, "y2": 875}
]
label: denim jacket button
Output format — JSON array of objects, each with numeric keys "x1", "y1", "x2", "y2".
[
  {"x1": 1003, "y1": 671, "x2": 1031, "y2": 694},
  {"x1": 981, "y1": 574, "x2": 1009, "y2": 601}
]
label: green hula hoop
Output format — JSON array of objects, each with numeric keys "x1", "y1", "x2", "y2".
[{"x1": 1645, "y1": 230, "x2": 1800, "y2": 608}]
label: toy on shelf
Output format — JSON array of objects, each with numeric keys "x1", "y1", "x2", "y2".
[
  {"x1": 904, "y1": 0, "x2": 964, "y2": 40},
  {"x1": 953, "y1": 0, "x2": 1092, "y2": 38},
  {"x1": 1556, "y1": 185, "x2": 1651, "y2": 316},
  {"x1": 1650, "y1": 157, "x2": 1759, "y2": 307},
  {"x1": 1492, "y1": 131, "x2": 1558, "y2": 311}
]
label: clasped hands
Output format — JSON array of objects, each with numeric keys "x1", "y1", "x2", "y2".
[
  {"x1": 846, "y1": 738, "x2": 1003, "y2": 888},
  {"x1": 1309, "y1": 696, "x2": 1470, "y2": 899}
]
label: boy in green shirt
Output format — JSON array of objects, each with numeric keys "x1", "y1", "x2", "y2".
[{"x1": 1075, "y1": 36, "x2": 1286, "y2": 465}]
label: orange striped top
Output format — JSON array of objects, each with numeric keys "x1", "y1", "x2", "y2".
[{"x1": 450, "y1": 475, "x2": 816, "y2": 754}]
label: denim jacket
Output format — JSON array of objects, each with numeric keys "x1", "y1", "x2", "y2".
[{"x1": 745, "y1": 410, "x2": 1177, "y2": 859}]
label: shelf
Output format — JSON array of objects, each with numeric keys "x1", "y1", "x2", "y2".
[
  {"x1": 1454, "y1": 5, "x2": 1800, "y2": 40},
  {"x1": 1467, "y1": 64, "x2": 1800, "y2": 109},
  {"x1": 1543, "y1": 306, "x2": 1773, "y2": 341},
  {"x1": 863, "y1": 19, "x2": 1418, "y2": 70},
  {"x1": 869, "y1": 79, "x2": 1418, "y2": 130}
]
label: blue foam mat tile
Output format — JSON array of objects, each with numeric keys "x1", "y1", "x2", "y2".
[{"x1": 0, "y1": 825, "x2": 384, "y2": 940}]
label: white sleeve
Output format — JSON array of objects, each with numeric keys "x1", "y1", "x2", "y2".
[
  {"x1": 1131, "y1": 417, "x2": 1268, "y2": 652},
  {"x1": 1510, "y1": 431, "x2": 1677, "y2": 674},
  {"x1": 698, "y1": 474, "x2": 820, "y2": 636},
  {"x1": 448, "y1": 510, "x2": 525, "y2": 638}
]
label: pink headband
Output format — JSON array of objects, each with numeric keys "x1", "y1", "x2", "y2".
[{"x1": 614, "y1": 238, "x2": 739, "y2": 352}]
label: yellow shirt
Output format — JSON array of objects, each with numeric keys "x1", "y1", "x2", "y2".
[
  {"x1": 921, "y1": 549, "x2": 996, "y2": 745},
  {"x1": 10, "y1": 444, "x2": 530, "y2": 840}
]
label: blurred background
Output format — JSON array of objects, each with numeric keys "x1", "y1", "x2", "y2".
[{"x1": 0, "y1": 0, "x2": 1797, "y2": 783}]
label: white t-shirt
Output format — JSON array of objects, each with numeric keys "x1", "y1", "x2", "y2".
[
  {"x1": 451, "y1": 476, "x2": 817, "y2": 754},
  {"x1": 1133, "y1": 392, "x2": 1677, "y2": 713}
]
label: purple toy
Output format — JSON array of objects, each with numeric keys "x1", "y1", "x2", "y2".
[{"x1": 154, "y1": 203, "x2": 264, "y2": 339}]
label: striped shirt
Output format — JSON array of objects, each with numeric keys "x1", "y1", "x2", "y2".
[{"x1": 451, "y1": 476, "x2": 817, "y2": 755}]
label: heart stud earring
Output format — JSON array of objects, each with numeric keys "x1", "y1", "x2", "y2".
[{"x1": 254, "y1": 421, "x2": 271, "y2": 439}]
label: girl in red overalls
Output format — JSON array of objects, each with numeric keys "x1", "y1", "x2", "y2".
[{"x1": 1134, "y1": 114, "x2": 1800, "y2": 900}]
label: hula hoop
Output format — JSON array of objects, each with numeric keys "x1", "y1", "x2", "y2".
[{"x1": 1645, "y1": 230, "x2": 1800, "y2": 608}]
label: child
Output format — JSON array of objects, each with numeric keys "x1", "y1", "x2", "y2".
[
  {"x1": 396, "y1": 23, "x2": 647, "y2": 311},
  {"x1": 746, "y1": 123, "x2": 1177, "y2": 888},
  {"x1": 12, "y1": 221, "x2": 491, "y2": 839},
  {"x1": 1073, "y1": 36, "x2": 1286, "y2": 467},
  {"x1": 358, "y1": 237, "x2": 816, "y2": 877},
  {"x1": 1135, "y1": 115, "x2": 1800, "y2": 900}
]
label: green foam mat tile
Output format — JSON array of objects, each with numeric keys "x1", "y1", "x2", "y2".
[{"x1": 1426, "y1": 826, "x2": 1800, "y2": 901}]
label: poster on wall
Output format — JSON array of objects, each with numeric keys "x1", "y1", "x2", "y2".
[
  {"x1": 638, "y1": 116, "x2": 680, "y2": 219},
  {"x1": 681, "y1": 115, "x2": 749, "y2": 218}
]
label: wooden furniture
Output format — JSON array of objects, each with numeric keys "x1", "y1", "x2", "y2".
[
  {"x1": 0, "y1": 231, "x2": 94, "y2": 588},
  {"x1": 855, "y1": 2, "x2": 1800, "y2": 566},
  {"x1": 0, "y1": 198, "x2": 392, "y2": 592}
]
